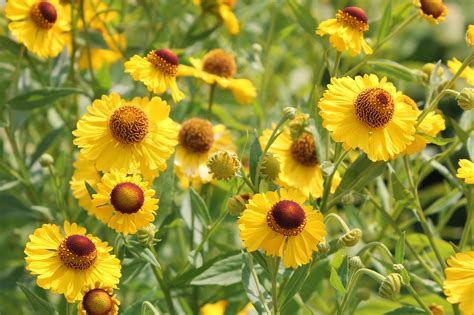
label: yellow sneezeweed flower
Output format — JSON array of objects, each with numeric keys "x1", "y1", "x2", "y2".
[
  {"x1": 413, "y1": 0, "x2": 448, "y2": 24},
  {"x1": 466, "y1": 25, "x2": 474, "y2": 48},
  {"x1": 260, "y1": 127, "x2": 340, "y2": 198},
  {"x1": 91, "y1": 169, "x2": 158, "y2": 235},
  {"x1": 316, "y1": 6, "x2": 373, "y2": 56},
  {"x1": 443, "y1": 251, "x2": 474, "y2": 315},
  {"x1": 238, "y1": 188, "x2": 326, "y2": 268},
  {"x1": 399, "y1": 95, "x2": 445, "y2": 155},
  {"x1": 174, "y1": 117, "x2": 234, "y2": 188},
  {"x1": 77, "y1": 282, "x2": 120, "y2": 315},
  {"x1": 78, "y1": 30, "x2": 125, "y2": 70},
  {"x1": 448, "y1": 58, "x2": 474, "y2": 86},
  {"x1": 178, "y1": 49, "x2": 256, "y2": 104},
  {"x1": 194, "y1": 0, "x2": 239, "y2": 35},
  {"x1": 125, "y1": 48, "x2": 185, "y2": 103},
  {"x1": 5, "y1": 0, "x2": 69, "y2": 58},
  {"x1": 70, "y1": 153, "x2": 101, "y2": 214},
  {"x1": 456, "y1": 159, "x2": 474, "y2": 184},
  {"x1": 25, "y1": 221, "x2": 121, "y2": 302},
  {"x1": 73, "y1": 93, "x2": 178, "y2": 175},
  {"x1": 318, "y1": 74, "x2": 418, "y2": 161}
]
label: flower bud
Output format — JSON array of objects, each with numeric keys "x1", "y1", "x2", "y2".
[
  {"x1": 341, "y1": 192, "x2": 355, "y2": 205},
  {"x1": 349, "y1": 256, "x2": 364, "y2": 273},
  {"x1": 338, "y1": 228, "x2": 362, "y2": 247},
  {"x1": 317, "y1": 241, "x2": 330, "y2": 254},
  {"x1": 355, "y1": 288, "x2": 371, "y2": 301},
  {"x1": 422, "y1": 63, "x2": 444, "y2": 79},
  {"x1": 393, "y1": 263, "x2": 410, "y2": 284},
  {"x1": 136, "y1": 224, "x2": 158, "y2": 247},
  {"x1": 227, "y1": 193, "x2": 251, "y2": 216},
  {"x1": 207, "y1": 151, "x2": 241, "y2": 180},
  {"x1": 39, "y1": 153, "x2": 54, "y2": 167},
  {"x1": 260, "y1": 153, "x2": 280, "y2": 181},
  {"x1": 465, "y1": 24, "x2": 474, "y2": 48},
  {"x1": 378, "y1": 273, "x2": 403, "y2": 300},
  {"x1": 283, "y1": 107, "x2": 296, "y2": 120},
  {"x1": 456, "y1": 88, "x2": 474, "y2": 111},
  {"x1": 288, "y1": 114, "x2": 310, "y2": 139},
  {"x1": 429, "y1": 303, "x2": 444, "y2": 315}
]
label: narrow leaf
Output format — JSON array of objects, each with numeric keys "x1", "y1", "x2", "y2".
[
  {"x1": 395, "y1": 231, "x2": 406, "y2": 264},
  {"x1": 287, "y1": 0, "x2": 318, "y2": 36},
  {"x1": 191, "y1": 254, "x2": 242, "y2": 286},
  {"x1": 376, "y1": 0, "x2": 392, "y2": 44},
  {"x1": 189, "y1": 188, "x2": 211, "y2": 226},
  {"x1": 329, "y1": 266, "x2": 346, "y2": 295},
  {"x1": 7, "y1": 87, "x2": 86, "y2": 110},
  {"x1": 17, "y1": 283, "x2": 58, "y2": 315},
  {"x1": 249, "y1": 132, "x2": 262, "y2": 184},
  {"x1": 29, "y1": 126, "x2": 64, "y2": 167}
]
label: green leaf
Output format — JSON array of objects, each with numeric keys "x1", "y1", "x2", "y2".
[
  {"x1": 83, "y1": 29, "x2": 109, "y2": 49},
  {"x1": 384, "y1": 305, "x2": 427, "y2": 314},
  {"x1": 467, "y1": 132, "x2": 474, "y2": 160},
  {"x1": 7, "y1": 87, "x2": 86, "y2": 110},
  {"x1": 417, "y1": 132, "x2": 454, "y2": 146},
  {"x1": 141, "y1": 301, "x2": 161, "y2": 315},
  {"x1": 425, "y1": 190, "x2": 462, "y2": 215},
  {"x1": 84, "y1": 181, "x2": 97, "y2": 198},
  {"x1": 278, "y1": 264, "x2": 310, "y2": 310},
  {"x1": 29, "y1": 126, "x2": 64, "y2": 167},
  {"x1": 335, "y1": 154, "x2": 386, "y2": 197},
  {"x1": 449, "y1": 117, "x2": 469, "y2": 143},
  {"x1": 329, "y1": 266, "x2": 345, "y2": 296},
  {"x1": 17, "y1": 283, "x2": 58, "y2": 315},
  {"x1": 368, "y1": 60, "x2": 421, "y2": 82},
  {"x1": 406, "y1": 233, "x2": 454, "y2": 260},
  {"x1": 0, "y1": 36, "x2": 22, "y2": 55},
  {"x1": 376, "y1": 0, "x2": 392, "y2": 45},
  {"x1": 0, "y1": 180, "x2": 20, "y2": 192},
  {"x1": 287, "y1": 0, "x2": 318, "y2": 36},
  {"x1": 249, "y1": 132, "x2": 262, "y2": 184},
  {"x1": 191, "y1": 254, "x2": 242, "y2": 286},
  {"x1": 395, "y1": 231, "x2": 406, "y2": 264},
  {"x1": 241, "y1": 253, "x2": 272, "y2": 313},
  {"x1": 126, "y1": 246, "x2": 160, "y2": 267},
  {"x1": 189, "y1": 188, "x2": 211, "y2": 227}
]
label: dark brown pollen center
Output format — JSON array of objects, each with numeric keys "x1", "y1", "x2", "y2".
[
  {"x1": 342, "y1": 6, "x2": 368, "y2": 24},
  {"x1": 354, "y1": 87, "x2": 395, "y2": 129},
  {"x1": 290, "y1": 133, "x2": 318, "y2": 167},
  {"x1": 420, "y1": 0, "x2": 444, "y2": 18},
  {"x1": 179, "y1": 118, "x2": 214, "y2": 153},
  {"x1": 66, "y1": 235, "x2": 96, "y2": 256},
  {"x1": 110, "y1": 182, "x2": 145, "y2": 214},
  {"x1": 202, "y1": 49, "x2": 237, "y2": 78},
  {"x1": 154, "y1": 48, "x2": 179, "y2": 66},
  {"x1": 38, "y1": 2, "x2": 57, "y2": 23},
  {"x1": 271, "y1": 200, "x2": 305, "y2": 229},
  {"x1": 109, "y1": 105, "x2": 149, "y2": 144},
  {"x1": 83, "y1": 289, "x2": 113, "y2": 315}
]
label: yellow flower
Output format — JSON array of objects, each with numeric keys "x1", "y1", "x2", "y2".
[
  {"x1": 466, "y1": 25, "x2": 474, "y2": 48},
  {"x1": 91, "y1": 169, "x2": 159, "y2": 235},
  {"x1": 260, "y1": 128, "x2": 340, "y2": 198},
  {"x1": 443, "y1": 251, "x2": 474, "y2": 315},
  {"x1": 124, "y1": 49, "x2": 185, "y2": 103},
  {"x1": 78, "y1": 30, "x2": 125, "y2": 70},
  {"x1": 70, "y1": 153, "x2": 101, "y2": 214},
  {"x1": 73, "y1": 93, "x2": 178, "y2": 175},
  {"x1": 24, "y1": 221, "x2": 121, "y2": 302},
  {"x1": 77, "y1": 282, "x2": 120, "y2": 315},
  {"x1": 316, "y1": 6, "x2": 372, "y2": 56},
  {"x1": 457, "y1": 159, "x2": 474, "y2": 184},
  {"x1": 175, "y1": 118, "x2": 234, "y2": 188},
  {"x1": 413, "y1": 0, "x2": 448, "y2": 24},
  {"x1": 318, "y1": 74, "x2": 418, "y2": 161},
  {"x1": 178, "y1": 49, "x2": 256, "y2": 104},
  {"x1": 238, "y1": 188, "x2": 326, "y2": 268},
  {"x1": 194, "y1": 0, "x2": 239, "y2": 35},
  {"x1": 200, "y1": 300, "x2": 227, "y2": 315},
  {"x1": 5, "y1": 0, "x2": 69, "y2": 58},
  {"x1": 399, "y1": 96, "x2": 445, "y2": 155},
  {"x1": 448, "y1": 58, "x2": 474, "y2": 86}
]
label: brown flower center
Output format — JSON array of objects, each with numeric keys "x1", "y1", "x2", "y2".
[
  {"x1": 202, "y1": 49, "x2": 237, "y2": 78},
  {"x1": 266, "y1": 200, "x2": 306, "y2": 236},
  {"x1": 290, "y1": 133, "x2": 318, "y2": 167},
  {"x1": 147, "y1": 49, "x2": 179, "y2": 76},
  {"x1": 30, "y1": 1, "x2": 57, "y2": 30},
  {"x1": 58, "y1": 235, "x2": 97, "y2": 270},
  {"x1": 82, "y1": 289, "x2": 113, "y2": 315},
  {"x1": 179, "y1": 118, "x2": 214, "y2": 153},
  {"x1": 336, "y1": 6, "x2": 369, "y2": 32},
  {"x1": 420, "y1": 0, "x2": 444, "y2": 18},
  {"x1": 110, "y1": 182, "x2": 144, "y2": 214},
  {"x1": 109, "y1": 105, "x2": 149, "y2": 144},
  {"x1": 354, "y1": 87, "x2": 395, "y2": 129}
]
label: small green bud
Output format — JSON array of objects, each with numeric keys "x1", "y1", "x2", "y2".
[
  {"x1": 378, "y1": 273, "x2": 403, "y2": 300},
  {"x1": 260, "y1": 153, "x2": 280, "y2": 181},
  {"x1": 338, "y1": 228, "x2": 362, "y2": 247},
  {"x1": 283, "y1": 107, "x2": 296, "y2": 120},
  {"x1": 227, "y1": 193, "x2": 251, "y2": 216},
  {"x1": 456, "y1": 87, "x2": 474, "y2": 111},
  {"x1": 349, "y1": 256, "x2": 364, "y2": 273},
  {"x1": 317, "y1": 241, "x2": 330, "y2": 254},
  {"x1": 341, "y1": 192, "x2": 355, "y2": 205},
  {"x1": 39, "y1": 153, "x2": 54, "y2": 167},
  {"x1": 393, "y1": 264, "x2": 410, "y2": 284},
  {"x1": 207, "y1": 151, "x2": 241, "y2": 180},
  {"x1": 355, "y1": 288, "x2": 371, "y2": 301},
  {"x1": 136, "y1": 224, "x2": 158, "y2": 247}
]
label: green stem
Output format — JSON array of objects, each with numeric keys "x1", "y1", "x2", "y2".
[
  {"x1": 459, "y1": 187, "x2": 474, "y2": 249},
  {"x1": 207, "y1": 84, "x2": 216, "y2": 119},
  {"x1": 79, "y1": 1, "x2": 97, "y2": 94},
  {"x1": 320, "y1": 149, "x2": 348, "y2": 212},
  {"x1": 332, "y1": 51, "x2": 342, "y2": 78},
  {"x1": 240, "y1": 170, "x2": 258, "y2": 193},
  {"x1": 8, "y1": 45, "x2": 25, "y2": 97},
  {"x1": 403, "y1": 156, "x2": 446, "y2": 271},
  {"x1": 324, "y1": 213, "x2": 351, "y2": 232},
  {"x1": 271, "y1": 257, "x2": 281, "y2": 314},
  {"x1": 405, "y1": 283, "x2": 432, "y2": 314},
  {"x1": 357, "y1": 242, "x2": 394, "y2": 263},
  {"x1": 149, "y1": 246, "x2": 175, "y2": 314},
  {"x1": 416, "y1": 52, "x2": 474, "y2": 127},
  {"x1": 248, "y1": 254, "x2": 272, "y2": 314},
  {"x1": 47, "y1": 165, "x2": 69, "y2": 220}
]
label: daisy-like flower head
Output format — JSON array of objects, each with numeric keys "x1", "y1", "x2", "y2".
[
  {"x1": 316, "y1": 6, "x2": 373, "y2": 56},
  {"x1": 456, "y1": 159, "x2": 474, "y2": 184},
  {"x1": 413, "y1": 0, "x2": 448, "y2": 24},
  {"x1": 174, "y1": 117, "x2": 234, "y2": 188},
  {"x1": 77, "y1": 282, "x2": 120, "y2": 315},
  {"x1": 398, "y1": 95, "x2": 445, "y2": 155},
  {"x1": 125, "y1": 48, "x2": 185, "y2": 103},
  {"x1": 178, "y1": 49, "x2": 256, "y2": 104},
  {"x1": 73, "y1": 93, "x2": 178, "y2": 175},
  {"x1": 25, "y1": 221, "x2": 121, "y2": 302},
  {"x1": 238, "y1": 188, "x2": 326, "y2": 268},
  {"x1": 448, "y1": 58, "x2": 474, "y2": 86},
  {"x1": 70, "y1": 153, "x2": 101, "y2": 214},
  {"x1": 194, "y1": 0, "x2": 239, "y2": 35},
  {"x1": 5, "y1": 0, "x2": 69, "y2": 58},
  {"x1": 318, "y1": 74, "x2": 418, "y2": 161},
  {"x1": 260, "y1": 127, "x2": 340, "y2": 198},
  {"x1": 443, "y1": 251, "x2": 474, "y2": 315},
  {"x1": 91, "y1": 169, "x2": 159, "y2": 235}
]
